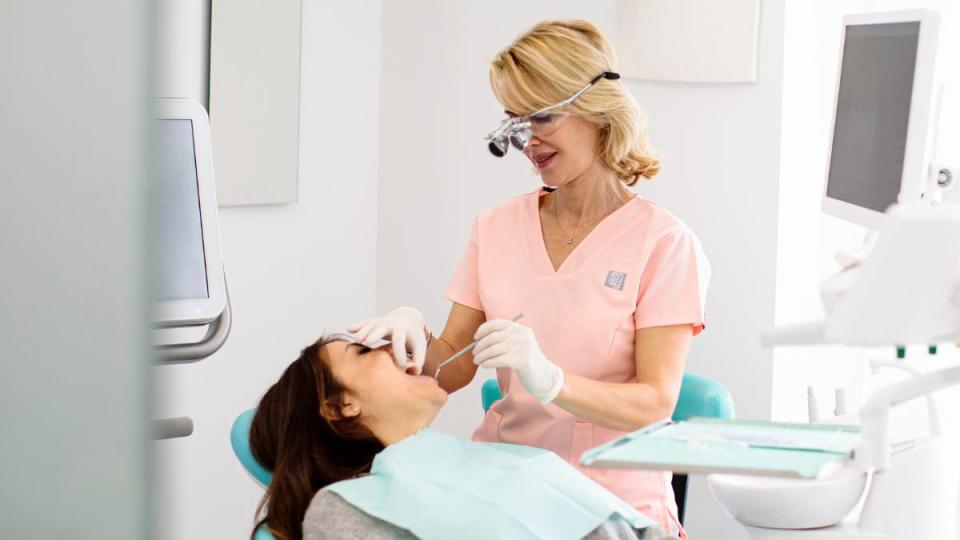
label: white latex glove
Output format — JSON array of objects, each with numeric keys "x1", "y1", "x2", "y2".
[
  {"x1": 472, "y1": 319, "x2": 564, "y2": 404},
  {"x1": 347, "y1": 307, "x2": 428, "y2": 374}
]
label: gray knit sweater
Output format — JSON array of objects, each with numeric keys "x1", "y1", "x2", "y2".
[{"x1": 302, "y1": 489, "x2": 678, "y2": 540}]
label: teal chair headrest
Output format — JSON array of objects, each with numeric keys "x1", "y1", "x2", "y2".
[
  {"x1": 481, "y1": 379, "x2": 503, "y2": 412},
  {"x1": 230, "y1": 409, "x2": 273, "y2": 486},
  {"x1": 671, "y1": 373, "x2": 735, "y2": 421}
]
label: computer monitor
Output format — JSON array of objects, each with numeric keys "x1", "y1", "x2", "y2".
[
  {"x1": 822, "y1": 10, "x2": 940, "y2": 229},
  {"x1": 152, "y1": 99, "x2": 226, "y2": 326}
]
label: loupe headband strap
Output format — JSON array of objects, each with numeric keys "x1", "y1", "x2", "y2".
[
  {"x1": 589, "y1": 71, "x2": 621, "y2": 85},
  {"x1": 563, "y1": 71, "x2": 621, "y2": 107}
]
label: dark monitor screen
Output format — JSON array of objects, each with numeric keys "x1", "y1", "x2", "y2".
[
  {"x1": 153, "y1": 119, "x2": 209, "y2": 301},
  {"x1": 827, "y1": 21, "x2": 920, "y2": 213}
]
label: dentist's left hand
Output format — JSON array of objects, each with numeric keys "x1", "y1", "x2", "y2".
[
  {"x1": 348, "y1": 307, "x2": 428, "y2": 374},
  {"x1": 472, "y1": 319, "x2": 564, "y2": 404}
]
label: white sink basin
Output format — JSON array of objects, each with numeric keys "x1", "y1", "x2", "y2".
[{"x1": 708, "y1": 467, "x2": 867, "y2": 529}]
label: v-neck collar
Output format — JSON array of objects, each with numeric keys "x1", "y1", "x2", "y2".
[{"x1": 524, "y1": 188, "x2": 640, "y2": 275}]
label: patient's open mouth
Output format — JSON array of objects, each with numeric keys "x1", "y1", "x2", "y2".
[{"x1": 404, "y1": 366, "x2": 437, "y2": 382}]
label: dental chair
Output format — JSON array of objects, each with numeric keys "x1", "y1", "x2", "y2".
[{"x1": 232, "y1": 373, "x2": 733, "y2": 538}]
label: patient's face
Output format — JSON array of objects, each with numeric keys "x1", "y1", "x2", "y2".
[{"x1": 323, "y1": 341, "x2": 447, "y2": 425}]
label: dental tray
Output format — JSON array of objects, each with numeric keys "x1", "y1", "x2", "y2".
[{"x1": 580, "y1": 418, "x2": 861, "y2": 479}]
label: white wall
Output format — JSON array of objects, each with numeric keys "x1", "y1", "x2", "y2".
[
  {"x1": 377, "y1": 2, "x2": 786, "y2": 538},
  {"x1": 152, "y1": 1, "x2": 383, "y2": 538}
]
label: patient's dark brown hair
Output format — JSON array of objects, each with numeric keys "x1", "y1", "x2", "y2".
[{"x1": 248, "y1": 339, "x2": 385, "y2": 540}]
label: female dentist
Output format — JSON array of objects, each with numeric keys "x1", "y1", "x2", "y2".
[{"x1": 349, "y1": 19, "x2": 709, "y2": 538}]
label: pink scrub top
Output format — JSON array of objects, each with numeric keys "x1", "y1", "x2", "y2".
[{"x1": 443, "y1": 188, "x2": 710, "y2": 537}]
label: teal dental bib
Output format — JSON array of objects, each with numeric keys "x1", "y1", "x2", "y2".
[{"x1": 325, "y1": 429, "x2": 656, "y2": 539}]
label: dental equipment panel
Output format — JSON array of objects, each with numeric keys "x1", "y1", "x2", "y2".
[
  {"x1": 152, "y1": 99, "x2": 227, "y2": 327},
  {"x1": 149, "y1": 99, "x2": 232, "y2": 430},
  {"x1": 152, "y1": 99, "x2": 232, "y2": 439},
  {"x1": 822, "y1": 11, "x2": 940, "y2": 230}
]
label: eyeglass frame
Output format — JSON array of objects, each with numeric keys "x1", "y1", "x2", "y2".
[{"x1": 484, "y1": 71, "x2": 621, "y2": 157}]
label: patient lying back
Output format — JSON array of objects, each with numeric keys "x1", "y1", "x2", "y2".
[{"x1": 249, "y1": 335, "x2": 678, "y2": 540}]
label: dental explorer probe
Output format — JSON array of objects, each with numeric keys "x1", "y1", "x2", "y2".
[{"x1": 433, "y1": 313, "x2": 524, "y2": 379}]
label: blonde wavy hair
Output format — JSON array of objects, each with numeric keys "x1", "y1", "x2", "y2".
[{"x1": 490, "y1": 19, "x2": 661, "y2": 185}]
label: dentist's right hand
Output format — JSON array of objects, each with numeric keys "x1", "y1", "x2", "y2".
[{"x1": 348, "y1": 307, "x2": 429, "y2": 374}]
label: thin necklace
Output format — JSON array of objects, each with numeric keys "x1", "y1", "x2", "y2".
[{"x1": 552, "y1": 188, "x2": 629, "y2": 245}]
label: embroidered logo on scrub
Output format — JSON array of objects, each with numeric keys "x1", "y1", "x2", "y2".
[{"x1": 604, "y1": 271, "x2": 627, "y2": 291}]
